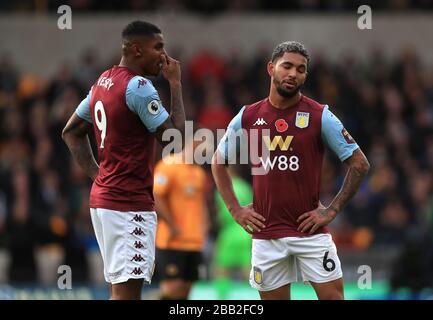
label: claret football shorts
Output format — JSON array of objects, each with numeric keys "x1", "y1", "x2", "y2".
[
  {"x1": 90, "y1": 208, "x2": 157, "y2": 284},
  {"x1": 250, "y1": 233, "x2": 342, "y2": 291}
]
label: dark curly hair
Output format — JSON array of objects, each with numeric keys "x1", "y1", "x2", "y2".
[{"x1": 271, "y1": 41, "x2": 310, "y2": 67}]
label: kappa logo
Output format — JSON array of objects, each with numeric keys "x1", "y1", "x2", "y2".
[
  {"x1": 134, "y1": 241, "x2": 144, "y2": 249},
  {"x1": 137, "y1": 78, "x2": 147, "y2": 88},
  {"x1": 131, "y1": 267, "x2": 143, "y2": 275},
  {"x1": 131, "y1": 214, "x2": 144, "y2": 222},
  {"x1": 253, "y1": 118, "x2": 267, "y2": 126},
  {"x1": 131, "y1": 227, "x2": 144, "y2": 235},
  {"x1": 131, "y1": 254, "x2": 145, "y2": 262}
]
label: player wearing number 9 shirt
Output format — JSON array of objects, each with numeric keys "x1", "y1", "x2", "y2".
[
  {"x1": 62, "y1": 21, "x2": 185, "y2": 300},
  {"x1": 212, "y1": 41, "x2": 370, "y2": 300}
]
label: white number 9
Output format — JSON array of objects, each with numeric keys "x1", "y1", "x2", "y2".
[{"x1": 94, "y1": 100, "x2": 107, "y2": 148}]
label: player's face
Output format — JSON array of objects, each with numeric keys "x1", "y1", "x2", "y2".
[
  {"x1": 138, "y1": 33, "x2": 166, "y2": 76},
  {"x1": 268, "y1": 52, "x2": 308, "y2": 98}
]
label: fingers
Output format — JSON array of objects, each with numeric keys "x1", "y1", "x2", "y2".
[
  {"x1": 236, "y1": 205, "x2": 267, "y2": 233},
  {"x1": 297, "y1": 211, "x2": 310, "y2": 222},
  {"x1": 169, "y1": 55, "x2": 179, "y2": 65},
  {"x1": 161, "y1": 54, "x2": 179, "y2": 68},
  {"x1": 247, "y1": 216, "x2": 266, "y2": 230},
  {"x1": 243, "y1": 224, "x2": 254, "y2": 234},
  {"x1": 243, "y1": 220, "x2": 262, "y2": 233},
  {"x1": 251, "y1": 212, "x2": 266, "y2": 223},
  {"x1": 298, "y1": 217, "x2": 314, "y2": 233},
  {"x1": 238, "y1": 217, "x2": 263, "y2": 233},
  {"x1": 245, "y1": 204, "x2": 265, "y2": 222},
  {"x1": 161, "y1": 54, "x2": 168, "y2": 66},
  {"x1": 165, "y1": 54, "x2": 180, "y2": 67},
  {"x1": 247, "y1": 209, "x2": 266, "y2": 230},
  {"x1": 302, "y1": 221, "x2": 313, "y2": 233},
  {"x1": 309, "y1": 223, "x2": 320, "y2": 234}
]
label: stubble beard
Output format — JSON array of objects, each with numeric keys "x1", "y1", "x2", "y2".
[{"x1": 274, "y1": 78, "x2": 301, "y2": 98}]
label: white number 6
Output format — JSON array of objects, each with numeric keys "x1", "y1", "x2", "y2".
[{"x1": 94, "y1": 100, "x2": 107, "y2": 148}]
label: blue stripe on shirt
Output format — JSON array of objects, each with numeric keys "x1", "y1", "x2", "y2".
[
  {"x1": 75, "y1": 88, "x2": 92, "y2": 123},
  {"x1": 217, "y1": 106, "x2": 246, "y2": 160},
  {"x1": 126, "y1": 76, "x2": 169, "y2": 133},
  {"x1": 321, "y1": 105, "x2": 359, "y2": 161}
]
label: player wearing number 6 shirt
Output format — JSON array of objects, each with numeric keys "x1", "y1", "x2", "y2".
[
  {"x1": 212, "y1": 41, "x2": 370, "y2": 300},
  {"x1": 62, "y1": 21, "x2": 185, "y2": 300}
]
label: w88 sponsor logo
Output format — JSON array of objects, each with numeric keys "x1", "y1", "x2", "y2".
[
  {"x1": 259, "y1": 155, "x2": 299, "y2": 171},
  {"x1": 257, "y1": 134, "x2": 300, "y2": 171}
]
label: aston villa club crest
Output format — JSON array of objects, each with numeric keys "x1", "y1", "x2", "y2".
[
  {"x1": 253, "y1": 267, "x2": 263, "y2": 284},
  {"x1": 295, "y1": 112, "x2": 310, "y2": 129}
]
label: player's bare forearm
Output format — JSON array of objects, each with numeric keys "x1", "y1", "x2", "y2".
[
  {"x1": 168, "y1": 80, "x2": 185, "y2": 133},
  {"x1": 62, "y1": 113, "x2": 99, "y2": 181},
  {"x1": 211, "y1": 151, "x2": 241, "y2": 214},
  {"x1": 212, "y1": 151, "x2": 266, "y2": 233},
  {"x1": 65, "y1": 136, "x2": 99, "y2": 181},
  {"x1": 162, "y1": 55, "x2": 185, "y2": 132},
  {"x1": 329, "y1": 148, "x2": 370, "y2": 214},
  {"x1": 297, "y1": 149, "x2": 369, "y2": 234},
  {"x1": 153, "y1": 82, "x2": 185, "y2": 149},
  {"x1": 157, "y1": 55, "x2": 185, "y2": 148}
]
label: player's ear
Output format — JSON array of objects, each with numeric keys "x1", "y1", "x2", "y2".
[
  {"x1": 267, "y1": 61, "x2": 274, "y2": 77},
  {"x1": 132, "y1": 43, "x2": 142, "y2": 57}
]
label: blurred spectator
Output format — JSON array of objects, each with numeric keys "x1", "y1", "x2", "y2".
[
  {"x1": 75, "y1": 48, "x2": 101, "y2": 89},
  {"x1": 6, "y1": 164, "x2": 37, "y2": 283},
  {"x1": 0, "y1": 53, "x2": 18, "y2": 94},
  {"x1": 2, "y1": 0, "x2": 433, "y2": 13},
  {"x1": 389, "y1": 228, "x2": 433, "y2": 298},
  {"x1": 188, "y1": 50, "x2": 226, "y2": 86},
  {"x1": 197, "y1": 77, "x2": 233, "y2": 132}
]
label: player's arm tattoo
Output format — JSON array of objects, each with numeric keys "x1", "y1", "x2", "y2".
[
  {"x1": 167, "y1": 81, "x2": 185, "y2": 133},
  {"x1": 154, "y1": 81, "x2": 185, "y2": 148},
  {"x1": 330, "y1": 148, "x2": 370, "y2": 214},
  {"x1": 62, "y1": 113, "x2": 99, "y2": 181}
]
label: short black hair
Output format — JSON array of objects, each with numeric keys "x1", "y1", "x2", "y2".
[
  {"x1": 271, "y1": 41, "x2": 310, "y2": 66},
  {"x1": 122, "y1": 20, "x2": 161, "y2": 39}
]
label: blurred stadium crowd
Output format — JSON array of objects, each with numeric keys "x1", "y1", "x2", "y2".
[
  {"x1": 1, "y1": 0, "x2": 432, "y2": 13},
  {"x1": 1, "y1": 41, "x2": 433, "y2": 285}
]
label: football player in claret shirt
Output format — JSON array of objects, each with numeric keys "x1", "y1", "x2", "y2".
[
  {"x1": 62, "y1": 21, "x2": 185, "y2": 300},
  {"x1": 212, "y1": 41, "x2": 370, "y2": 300}
]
